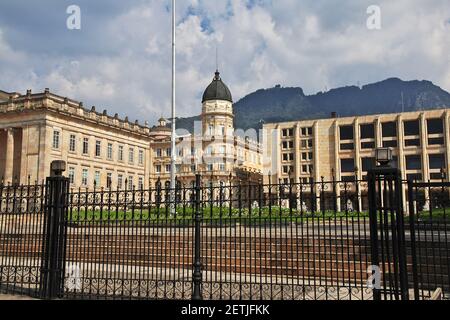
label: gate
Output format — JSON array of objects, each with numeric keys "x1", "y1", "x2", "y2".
[
  {"x1": 2, "y1": 161, "x2": 448, "y2": 300},
  {"x1": 367, "y1": 166, "x2": 409, "y2": 300},
  {"x1": 407, "y1": 180, "x2": 450, "y2": 300}
]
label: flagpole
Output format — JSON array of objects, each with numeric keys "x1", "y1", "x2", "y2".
[{"x1": 170, "y1": 0, "x2": 176, "y2": 214}]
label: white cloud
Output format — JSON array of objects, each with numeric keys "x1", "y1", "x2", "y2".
[{"x1": 0, "y1": 0, "x2": 449, "y2": 125}]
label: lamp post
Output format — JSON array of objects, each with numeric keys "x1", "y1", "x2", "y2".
[{"x1": 375, "y1": 147, "x2": 393, "y2": 167}]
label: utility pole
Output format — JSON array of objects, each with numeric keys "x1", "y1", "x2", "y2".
[{"x1": 170, "y1": 0, "x2": 176, "y2": 215}]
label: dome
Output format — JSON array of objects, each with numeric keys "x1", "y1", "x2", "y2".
[{"x1": 202, "y1": 70, "x2": 233, "y2": 103}]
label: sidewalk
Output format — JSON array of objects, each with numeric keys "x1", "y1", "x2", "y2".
[{"x1": 0, "y1": 294, "x2": 36, "y2": 300}]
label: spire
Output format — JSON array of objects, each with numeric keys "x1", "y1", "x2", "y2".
[{"x1": 214, "y1": 70, "x2": 221, "y2": 81}]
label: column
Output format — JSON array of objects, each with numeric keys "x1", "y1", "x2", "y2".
[
  {"x1": 4, "y1": 128, "x2": 14, "y2": 184},
  {"x1": 397, "y1": 115, "x2": 407, "y2": 213},
  {"x1": 294, "y1": 124, "x2": 301, "y2": 180},
  {"x1": 375, "y1": 117, "x2": 382, "y2": 148},
  {"x1": 313, "y1": 121, "x2": 321, "y2": 211},
  {"x1": 353, "y1": 118, "x2": 362, "y2": 211},
  {"x1": 333, "y1": 120, "x2": 341, "y2": 212},
  {"x1": 420, "y1": 113, "x2": 430, "y2": 210}
]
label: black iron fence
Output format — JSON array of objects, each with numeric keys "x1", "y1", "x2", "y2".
[{"x1": 0, "y1": 169, "x2": 449, "y2": 300}]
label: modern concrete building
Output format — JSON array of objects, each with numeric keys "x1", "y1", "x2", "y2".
[{"x1": 263, "y1": 108, "x2": 450, "y2": 210}]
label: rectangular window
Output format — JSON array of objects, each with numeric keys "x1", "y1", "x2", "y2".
[
  {"x1": 138, "y1": 150, "x2": 144, "y2": 165},
  {"x1": 107, "y1": 173, "x2": 112, "y2": 189},
  {"x1": 429, "y1": 154, "x2": 445, "y2": 170},
  {"x1": 107, "y1": 143, "x2": 113, "y2": 160},
  {"x1": 383, "y1": 140, "x2": 397, "y2": 148},
  {"x1": 429, "y1": 137, "x2": 444, "y2": 146},
  {"x1": 219, "y1": 163, "x2": 226, "y2": 171},
  {"x1": 129, "y1": 148, "x2": 134, "y2": 163},
  {"x1": 361, "y1": 157, "x2": 375, "y2": 172},
  {"x1": 405, "y1": 139, "x2": 420, "y2": 147},
  {"x1": 361, "y1": 141, "x2": 375, "y2": 149},
  {"x1": 404, "y1": 120, "x2": 420, "y2": 136},
  {"x1": 52, "y1": 131, "x2": 60, "y2": 149},
  {"x1": 118, "y1": 174, "x2": 123, "y2": 189},
  {"x1": 82, "y1": 169, "x2": 88, "y2": 186},
  {"x1": 155, "y1": 165, "x2": 161, "y2": 173},
  {"x1": 94, "y1": 171, "x2": 101, "y2": 186},
  {"x1": 430, "y1": 172, "x2": 444, "y2": 180},
  {"x1": 405, "y1": 155, "x2": 422, "y2": 170},
  {"x1": 341, "y1": 159, "x2": 355, "y2": 173},
  {"x1": 166, "y1": 164, "x2": 171, "y2": 173},
  {"x1": 69, "y1": 134, "x2": 76, "y2": 152},
  {"x1": 128, "y1": 177, "x2": 134, "y2": 190},
  {"x1": 68, "y1": 167, "x2": 75, "y2": 184},
  {"x1": 83, "y1": 138, "x2": 89, "y2": 155},
  {"x1": 166, "y1": 148, "x2": 171, "y2": 157},
  {"x1": 95, "y1": 140, "x2": 101, "y2": 157},
  {"x1": 138, "y1": 177, "x2": 144, "y2": 190},
  {"x1": 118, "y1": 146, "x2": 124, "y2": 161},
  {"x1": 407, "y1": 173, "x2": 422, "y2": 182},
  {"x1": 207, "y1": 164, "x2": 214, "y2": 171},
  {"x1": 427, "y1": 118, "x2": 444, "y2": 135},
  {"x1": 156, "y1": 149, "x2": 162, "y2": 157},
  {"x1": 360, "y1": 124, "x2": 375, "y2": 139},
  {"x1": 340, "y1": 143, "x2": 354, "y2": 150},
  {"x1": 382, "y1": 122, "x2": 397, "y2": 137},
  {"x1": 340, "y1": 126, "x2": 354, "y2": 141}
]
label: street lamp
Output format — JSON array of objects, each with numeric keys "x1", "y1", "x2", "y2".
[{"x1": 375, "y1": 147, "x2": 393, "y2": 167}]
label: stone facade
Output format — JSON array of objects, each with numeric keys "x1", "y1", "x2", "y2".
[{"x1": 0, "y1": 72, "x2": 263, "y2": 189}]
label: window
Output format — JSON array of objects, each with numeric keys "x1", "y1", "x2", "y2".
[
  {"x1": 340, "y1": 143, "x2": 354, "y2": 150},
  {"x1": 361, "y1": 142, "x2": 375, "y2": 149},
  {"x1": 138, "y1": 150, "x2": 144, "y2": 165},
  {"x1": 407, "y1": 173, "x2": 422, "y2": 182},
  {"x1": 95, "y1": 140, "x2": 101, "y2": 157},
  {"x1": 107, "y1": 143, "x2": 113, "y2": 160},
  {"x1": 83, "y1": 138, "x2": 89, "y2": 155},
  {"x1": 219, "y1": 163, "x2": 226, "y2": 171},
  {"x1": 207, "y1": 164, "x2": 214, "y2": 171},
  {"x1": 69, "y1": 134, "x2": 76, "y2": 152},
  {"x1": 383, "y1": 140, "x2": 397, "y2": 148},
  {"x1": 166, "y1": 148, "x2": 171, "y2": 157},
  {"x1": 129, "y1": 148, "x2": 134, "y2": 163},
  {"x1": 82, "y1": 169, "x2": 88, "y2": 186},
  {"x1": 68, "y1": 167, "x2": 75, "y2": 184},
  {"x1": 282, "y1": 128, "x2": 294, "y2": 137},
  {"x1": 107, "y1": 173, "x2": 112, "y2": 189},
  {"x1": 284, "y1": 166, "x2": 293, "y2": 174},
  {"x1": 341, "y1": 159, "x2": 355, "y2": 173},
  {"x1": 340, "y1": 126, "x2": 354, "y2": 140},
  {"x1": 361, "y1": 157, "x2": 375, "y2": 172},
  {"x1": 191, "y1": 165, "x2": 196, "y2": 173},
  {"x1": 156, "y1": 149, "x2": 162, "y2": 157},
  {"x1": 404, "y1": 120, "x2": 420, "y2": 136},
  {"x1": 301, "y1": 127, "x2": 312, "y2": 136},
  {"x1": 118, "y1": 174, "x2": 123, "y2": 189},
  {"x1": 405, "y1": 155, "x2": 422, "y2": 170},
  {"x1": 430, "y1": 172, "x2": 444, "y2": 180},
  {"x1": 219, "y1": 126, "x2": 225, "y2": 136},
  {"x1": 218, "y1": 145, "x2": 226, "y2": 155},
  {"x1": 429, "y1": 137, "x2": 444, "y2": 146},
  {"x1": 429, "y1": 154, "x2": 445, "y2": 170},
  {"x1": 360, "y1": 124, "x2": 375, "y2": 139},
  {"x1": 382, "y1": 122, "x2": 397, "y2": 137},
  {"x1": 52, "y1": 131, "x2": 60, "y2": 149},
  {"x1": 405, "y1": 139, "x2": 420, "y2": 147},
  {"x1": 155, "y1": 165, "x2": 161, "y2": 173},
  {"x1": 94, "y1": 171, "x2": 101, "y2": 186},
  {"x1": 118, "y1": 145, "x2": 124, "y2": 161},
  {"x1": 166, "y1": 164, "x2": 171, "y2": 173},
  {"x1": 138, "y1": 177, "x2": 144, "y2": 190},
  {"x1": 128, "y1": 177, "x2": 134, "y2": 190},
  {"x1": 427, "y1": 118, "x2": 443, "y2": 135}
]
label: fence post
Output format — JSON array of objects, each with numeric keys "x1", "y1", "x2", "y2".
[
  {"x1": 40, "y1": 160, "x2": 69, "y2": 299},
  {"x1": 367, "y1": 170, "x2": 381, "y2": 301},
  {"x1": 192, "y1": 174, "x2": 203, "y2": 300}
]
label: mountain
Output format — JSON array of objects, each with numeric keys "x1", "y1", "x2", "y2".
[{"x1": 176, "y1": 78, "x2": 450, "y2": 131}]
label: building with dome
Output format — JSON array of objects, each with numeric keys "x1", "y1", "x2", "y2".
[
  {"x1": 0, "y1": 70, "x2": 263, "y2": 189},
  {"x1": 149, "y1": 70, "x2": 263, "y2": 187}
]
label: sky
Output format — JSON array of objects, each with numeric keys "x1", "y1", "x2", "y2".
[{"x1": 0, "y1": 0, "x2": 449, "y2": 125}]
